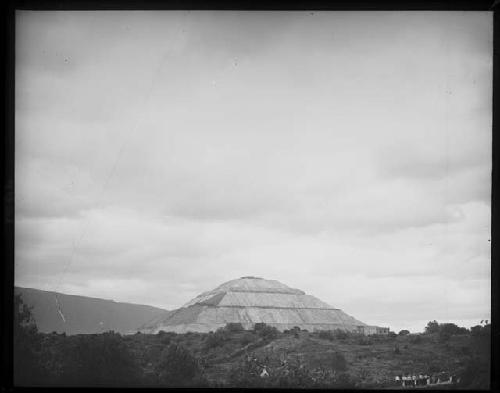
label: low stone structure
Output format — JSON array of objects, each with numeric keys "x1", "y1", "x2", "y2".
[
  {"x1": 140, "y1": 276, "x2": 388, "y2": 334},
  {"x1": 356, "y1": 325, "x2": 390, "y2": 335}
]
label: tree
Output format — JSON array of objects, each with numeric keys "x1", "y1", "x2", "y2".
[
  {"x1": 438, "y1": 323, "x2": 468, "y2": 342},
  {"x1": 13, "y1": 294, "x2": 44, "y2": 386},
  {"x1": 398, "y1": 330, "x2": 410, "y2": 336},
  {"x1": 471, "y1": 323, "x2": 491, "y2": 338},
  {"x1": 425, "y1": 320, "x2": 440, "y2": 334},
  {"x1": 470, "y1": 325, "x2": 483, "y2": 336}
]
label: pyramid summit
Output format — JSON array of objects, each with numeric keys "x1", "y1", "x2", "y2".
[{"x1": 141, "y1": 277, "x2": 388, "y2": 334}]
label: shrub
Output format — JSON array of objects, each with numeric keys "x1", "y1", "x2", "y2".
[
  {"x1": 254, "y1": 323, "x2": 279, "y2": 340},
  {"x1": 330, "y1": 352, "x2": 347, "y2": 372},
  {"x1": 227, "y1": 353, "x2": 268, "y2": 388},
  {"x1": 458, "y1": 356, "x2": 490, "y2": 389},
  {"x1": 239, "y1": 332, "x2": 256, "y2": 346},
  {"x1": 427, "y1": 362, "x2": 441, "y2": 373},
  {"x1": 204, "y1": 328, "x2": 228, "y2": 349},
  {"x1": 438, "y1": 329, "x2": 452, "y2": 342},
  {"x1": 228, "y1": 353, "x2": 353, "y2": 389},
  {"x1": 440, "y1": 323, "x2": 468, "y2": 337},
  {"x1": 334, "y1": 329, "x2": 349, "y2": 340},
  {"x1": 54, "y1": 332, "x2": 142, "y2": 386},
  {"x1": 225, "y1": 322, "x2": 244, "y2": 332},
  {"x1": 460, "y1": 346, "x2": 472, "y2": 356},
  {"x1": 318, "y1": 330, "x2": 335, "y2": 341},
  {"x1": 409, "y1": 334, "x2": 422, "y2": 344},
  {"x1": 357, "y1": 337, "x2": 372, "y2": 346},
  {"x1": 155, "y1": 343, "x2": 206, "y2": 387}
]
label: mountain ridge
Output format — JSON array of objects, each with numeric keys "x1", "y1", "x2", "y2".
[{"x1": 15, "y1": 286, "x2": 170, "y2": 335}]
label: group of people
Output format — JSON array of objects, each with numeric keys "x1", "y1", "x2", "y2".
[{"x1": 394, "y1": 373, "x2": 460, "y2": 387}]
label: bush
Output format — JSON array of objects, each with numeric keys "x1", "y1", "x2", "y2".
[
  {"x1": 155, "y1": 343, "x2": 206, "y2": 387},
  {"x1": 357, "y1": 337, "x2": 372, "y2": 346},
  {"x1": 330, "y1": 352, "x2": 347, "y2": 371},
  {"x1": 440, "y1": 323, "x2": 468, "y2": 337},
  {"x1": 254, "y1": 323, "x2": 279, "y2": 340},
  {"x1": 228, "y1": 355, "x2": 266, "y2": 388},
  {"x1": 318, "y1": 330, "x2": 335, "y2": 341},
  {"x1": 438, "y1": 329, "x2": 452, "y2": 342},
  {"x1": 334, "y1": 329, "x2": 349, "y2": 340},
  {"x1": 427, "y1": 362, "x2": 441, "y2": 373},
  {"x1": 409, "y1": 334, "x2": 422, "y2": 344},
  {"x1": 225, "y1": 323, "x2": 244, "y2": 332},
  {"x1": 239, "y1": 332, "x2": 257, "y2": 346},
  {"x1": 204, "y1": 328, "x2": 229, "y2": 349},
  {"x1": 228, "y1": 352, "x2": 354, "y2": 389},
  {"x1": 460, "y1": 346, "x2": 472, "y2": 356},
  {"x1": 53, "y1": 332, "x2": 142, "y2": 386},
  {"x1": 458, "y1": 356, "x2": 490, "y2": 389}
]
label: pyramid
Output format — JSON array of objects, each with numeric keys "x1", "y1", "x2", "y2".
[{"x1": 141, "y1": 277, "x2": 370, "y2": 334}]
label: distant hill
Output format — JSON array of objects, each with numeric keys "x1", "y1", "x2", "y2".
[{"x1": 15, "y1": 287, "x2": 170, "y2": 335}]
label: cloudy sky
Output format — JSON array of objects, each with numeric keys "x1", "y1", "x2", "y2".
[{"x1": 15, "y1": 11, "x2": 491, "y2": 333}]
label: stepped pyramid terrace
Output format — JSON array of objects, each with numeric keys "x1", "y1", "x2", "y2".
[{"x1": 140, "y1": 277, "x2": 389, "y2": 334}]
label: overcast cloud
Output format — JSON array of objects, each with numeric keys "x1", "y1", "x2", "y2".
[{"x1": 15, "y1": 11, "x2": 491, "y2": 332}]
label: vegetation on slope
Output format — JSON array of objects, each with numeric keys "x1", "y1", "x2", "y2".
[{"x1": 13, "y1": 295, "x2": 490, "y2": 389}]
